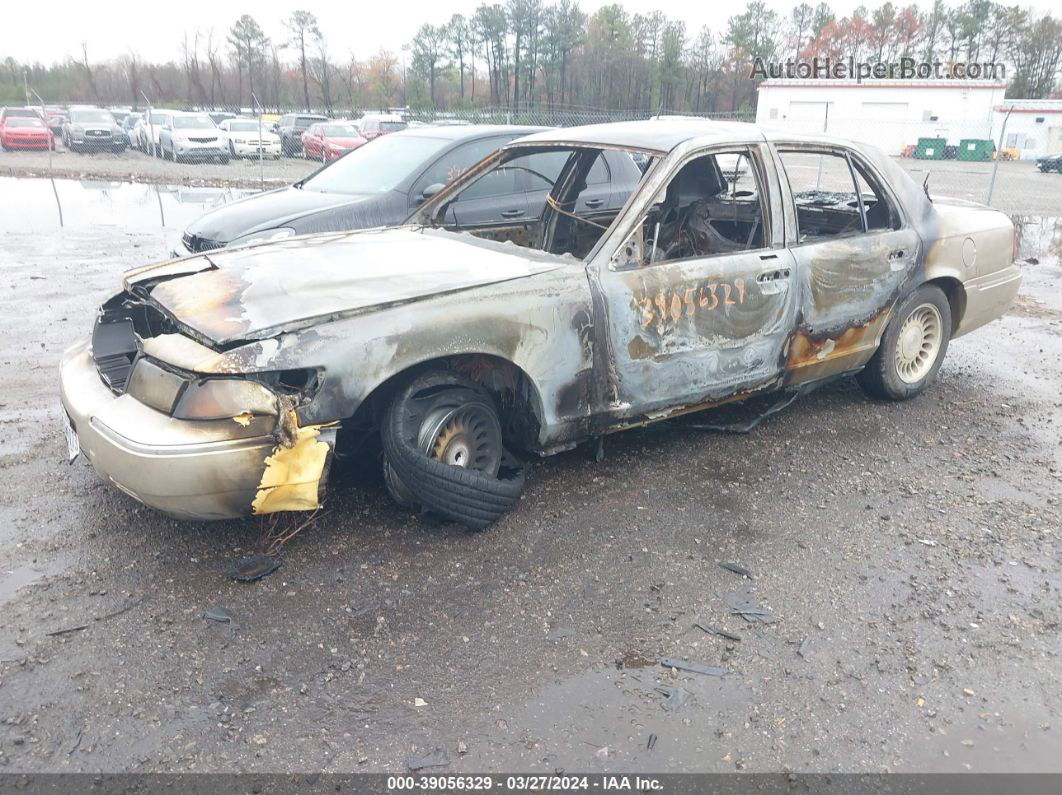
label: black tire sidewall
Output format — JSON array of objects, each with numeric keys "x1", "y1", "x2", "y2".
[{"x1": 868, "y1": 286, "x2": 952, "y2": 400}]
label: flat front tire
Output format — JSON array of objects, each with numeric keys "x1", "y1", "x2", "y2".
[
  {"x1": 857, "y1": 285, "x2": 952, "y2": 401},
  {"x1": 380, "y1": 371, "x2": 526, "y2": 530}
]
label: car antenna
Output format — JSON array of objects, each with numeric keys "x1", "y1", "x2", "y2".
[{"x1": 922, "y1": 173, "x2": 931, "y2": 202}]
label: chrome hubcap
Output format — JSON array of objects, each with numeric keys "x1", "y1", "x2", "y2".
[{"x1": 895, "y1": 303, "x2": 942, "y2": 384}]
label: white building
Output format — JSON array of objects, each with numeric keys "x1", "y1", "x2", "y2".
[
  {"x1": 755, "y1": 79, "x2": 1007, "y2": 156},
  {"x1": 991, "y1": 101, "x2": 1062, "y2": 160}
]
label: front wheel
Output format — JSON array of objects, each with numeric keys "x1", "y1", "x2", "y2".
[
  {"x1": 857, "y1": 285, "x2": 952, "y2": 401},
  {"x1": 380, "y1": 371, "x2": 525, "y2": 529}
]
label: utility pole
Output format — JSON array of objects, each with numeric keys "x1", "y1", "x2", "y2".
[
  {"x1": 251, "y1": 91, "x2": 264, "y2": 191},
  {"x1": 986, "y1": 105, "x2": 1013, "y2": 207},
  {"x1": 140, "y1": 90, "x2": 157, "y2": 159},
  {"x1": 30, "y1": 88, "x2": 62, "y2": 227}
]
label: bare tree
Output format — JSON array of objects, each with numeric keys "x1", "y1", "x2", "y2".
[
  {"x1": 79, "y1": 42, "x2": 101, "y2": 103},
  {"x1": 286, "y1": 11, "x2": 320, "y2": 110}
]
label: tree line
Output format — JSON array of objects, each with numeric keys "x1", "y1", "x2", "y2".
[{"x1": 1, "y1": 0, "x2": 1060, "y2": 113}]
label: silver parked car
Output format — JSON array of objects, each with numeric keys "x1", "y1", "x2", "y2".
[
  {"x1": 134, "y1": 110, "x2": 175, "y2": 156},
  {"x1": 60, "y1": 121, "x2": 1021, "y2": 526},
  {"x1": 160, "y1": 112, "x2": 228, "y2": 164}
]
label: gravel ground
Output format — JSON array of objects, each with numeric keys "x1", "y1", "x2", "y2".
[
  {"x1": 0, "y1": 198, "x2": 1059, "y2": 775},
  {"x1": 0, "y1": 146, "x2": 1059, "y2": 215}
]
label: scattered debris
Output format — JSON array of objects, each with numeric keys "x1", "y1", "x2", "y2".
[
  {"x1": 48, "y1": 593, "x2": 152, "y2": 637},
  {"x1": 655, "y1": 685, "x2": 693, "y2": 712},
  {"x1": 95, "y1": 593, "x2": 150, "y2": 622},
  {"x1": 647, "y1": 734, "x2": 657, "y2": 751},
  {"x1": 457, "y1": 740, "x2": 468, "y2": 755},
  {"x1": 229, "y1": 554, "x2": 282, "y2": 583},
  {"x1": 797, "y1": 637, "x2": 810, "y2": 658},
  {"x1": 678, "y1": 391, "x2": 803, "y2": 434},
  {"x1": 413, "y1": 697, "x2": 428, "y2": 707},
  {"x1": 68, "y1": 726, "x2": 83, "y2": 756},
  {"x1": 694, "y1": 623, "x2": 741, "y2": 642},
  {"x1": 917, "y1": 538, "x2": 938, "y2": 547},
  {"x1": 204, "y1": 605, "x2": 240, "y2": 635},
  {"x1": 595, "y1": 746, "x2": 609, "y2": 760},
  {"x1": 660, "y1": 657, "x2": 727, "y2": 677},
  {"x1": 719, "y1": 562, "x2": 754, "y2": 579},
  {"x1": 722, "y1": 591, "x2": 778, "y2": 624},
  {"x1": 254, "y1": 508, "x2": 325, "y2": 558},
  {"x1": 407, "y1": 749, "x2": 450, "y2": 771},
  {"x1": 46, "y1": 624, "x2": 87, "y2": 638}
]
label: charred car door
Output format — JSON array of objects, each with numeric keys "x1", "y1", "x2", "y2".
[
  {"x1": 593, "y1": 143, "x2": 799, "y2": 418},
  {"x1": 772, "y1": 145, "x2": 919, "y2": 383}
]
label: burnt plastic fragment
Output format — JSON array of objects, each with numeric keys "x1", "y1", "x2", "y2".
[
  {"x1": 659, "y1": 658, "x2": 728, "y2": 677},
  {"x1": 229, "y1": 554, "x2": 282, "y2": 583},
  {"x1": 407, "y1": 749, "x2": 450, "y2": 771}
]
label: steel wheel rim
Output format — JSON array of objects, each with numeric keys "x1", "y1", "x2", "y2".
[
  {"x1": 895, "y1": 303, "x2": 943, "y2": 384},
  {"x1": 418, "y1": 401, "x2": 502, "y2": 475}
]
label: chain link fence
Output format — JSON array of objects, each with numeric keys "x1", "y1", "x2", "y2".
[{"x1": 1, "y1": 98, "x2": 1058, "y2": 236}]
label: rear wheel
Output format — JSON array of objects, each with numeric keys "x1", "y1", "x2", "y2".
[{"x1": 857, "y1": 285, "x2": 952, "y2": 401}]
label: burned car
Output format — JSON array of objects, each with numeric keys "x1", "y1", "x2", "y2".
[{"x1": 60, "y1": 121, "x2": 1021, "y2": 527}]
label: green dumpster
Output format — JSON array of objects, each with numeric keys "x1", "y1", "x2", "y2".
[
  {"x1": 958, "y1": 139, "x2": 995, "y2": 161},
  {"x1": 914, "y1": 137, "x2": 947, "y2": 160}
]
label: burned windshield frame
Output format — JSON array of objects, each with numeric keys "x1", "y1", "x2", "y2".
[{"x1": 421, "y1": 144, "x2": 651, "y2": 259}]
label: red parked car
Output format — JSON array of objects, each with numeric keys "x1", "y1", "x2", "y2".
[
  {"x1": 301, "y1": 121, "x2": 367, "y2": 161},
  {"x1": 356, "y1": 113, "x2": 407, "y2": 140},
  {"x1": 0, "y1": 114, "x2": 54, "y2": 150}
]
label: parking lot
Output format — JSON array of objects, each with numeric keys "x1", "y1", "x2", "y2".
[
  {"x1": 0, "y1": 158, "x2": 1059, "y2": 774},
  {"x1": 1, "y1": 144, "x2": 1060, "y2": 215}
]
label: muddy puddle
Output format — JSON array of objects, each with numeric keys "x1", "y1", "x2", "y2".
[{"x1": 0, "y1": 175, "x2": 255, "y2": 233}]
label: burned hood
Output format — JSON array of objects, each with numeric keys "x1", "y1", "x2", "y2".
[
  {"x1": 182, "y1": 186, "x2": 387, "y2": 244},
  {"x1": 127, "y1": 227, "x2": 569, "y2": 344}
]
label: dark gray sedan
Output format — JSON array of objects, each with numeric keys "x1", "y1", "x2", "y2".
[{"x1": 180, "y1": 124, "x2": 644, "y2": 254}]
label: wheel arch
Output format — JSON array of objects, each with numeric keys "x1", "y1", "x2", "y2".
[
  {"x1": 344, "y1": 353, "x2": 548, "y2": 454},
  {"x1": 922, "y1": 275, "x2": 966, "y2": 333}
]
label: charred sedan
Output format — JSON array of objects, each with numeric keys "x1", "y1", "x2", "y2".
[{"x1": 61, "y1": 121, "x2": 1020, "y2": 526}]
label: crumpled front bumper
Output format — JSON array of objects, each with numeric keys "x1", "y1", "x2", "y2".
[{"x1": 60, "y1": 342, "x2": 330, "y2": 521}]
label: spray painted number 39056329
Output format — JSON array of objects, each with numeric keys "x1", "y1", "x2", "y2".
[{"x1": 636, "y1": 279, "x2": 746, "y2": 329}]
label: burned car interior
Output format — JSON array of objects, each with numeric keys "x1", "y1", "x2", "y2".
[
  {"x1": 636, "y1": 148, "x2": 767, "y2": 265},
  {"x1": 429, "y1": 145, "x2": 642, "y2": 259},
  {"x1": 427, "y1": 142, "x2": 774, "y2": 268},
  {"x1": 777, "y1": 148, "x2": 902, "y2": 242}
]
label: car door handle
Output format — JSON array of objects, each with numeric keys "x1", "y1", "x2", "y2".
[
  {"x1": 759, "y1": 253, "x2": 779, "y2": 261},
  {"x1": 500, "y1": 209, "x2": 525, "y2": 218},
  {"x1": 757, "y1": 268, "x2": 791, "y2": 282},
  {"x1": 584, "y1": 198, "x2": 604, "y2": 208}
]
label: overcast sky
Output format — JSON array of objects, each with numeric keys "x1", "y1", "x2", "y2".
[{"x1": 3, "y1": 0, "x2": 1057, "y2": 65}]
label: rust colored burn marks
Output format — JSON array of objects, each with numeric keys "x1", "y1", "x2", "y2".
[
  {"x1": 785, "y1": 309, "x2": 890, "y2": 376},
  {"x1": 148, "y1": 268, "x2": 249, "y2": 341}
]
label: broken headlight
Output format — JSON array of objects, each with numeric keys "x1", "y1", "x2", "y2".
[{"x1": 173, "y1": 378, "x2": 278, "y2": 421}]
